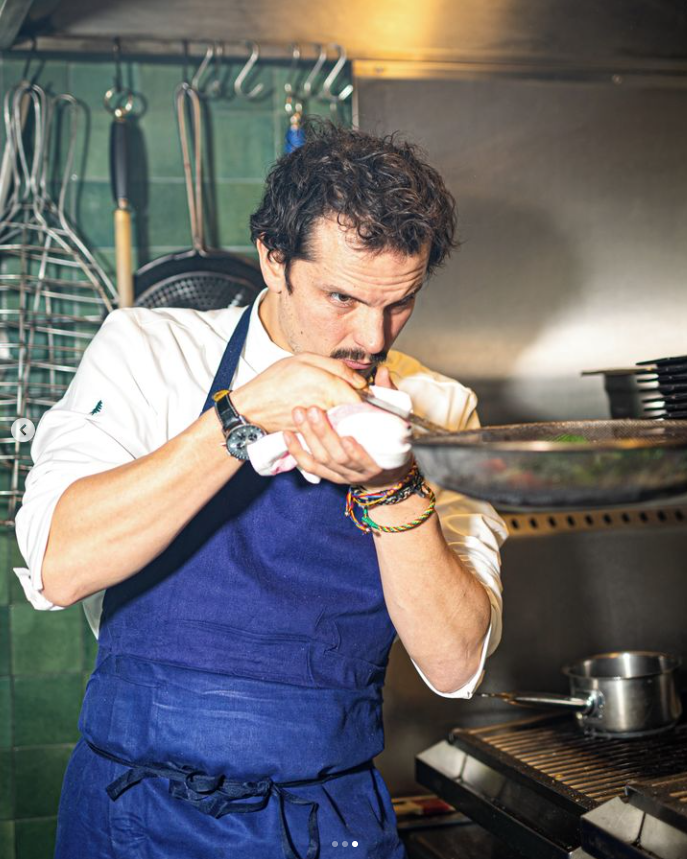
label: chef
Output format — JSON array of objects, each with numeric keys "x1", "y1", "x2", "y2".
[{"x1": 14, "y1": 122, "x2": 506, "y2": 859}]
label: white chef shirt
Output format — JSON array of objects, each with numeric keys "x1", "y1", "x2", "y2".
[{"x1": 13, "y1": 290, "x2": 507, "y2": 698}]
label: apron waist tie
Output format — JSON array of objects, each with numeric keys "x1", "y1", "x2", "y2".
[{"x1": 86, "y1": 740, "x2": 373, "y2": 859}]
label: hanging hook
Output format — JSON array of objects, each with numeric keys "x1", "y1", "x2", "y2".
[
  {"x1": 191, "y1": 43, "x2": 216, "y2": 93},
  {"x1": 284, "y1": 43, "x2": 301, "y2": 101},
  {"x1": 182, "y1": 39, "x2": 190, "y2": 86},
  {"x1": 302, "y1": 43, "x2": 328, "y2": 99},
  {"x1": 207, "y1": 42, "x2": 225, "y2": 98},
  {"x1": 113, "y1": 37, "x2": 123, "y2": 93},
  {"x1": 284, "y1": 43, "x2": 304, "y2": 116},
  {"x1": 20, "y1": 36, "x2": 41, "y2": 85},
  {"x1": 234, "y1": 41, "x2": 265, "y2": 100},
  {"x1": 104, "y1": 38, "x2": 134, "y2": 118},
  {"x1": 321, "y1": 44, "x2": 354, "y2": 103}
]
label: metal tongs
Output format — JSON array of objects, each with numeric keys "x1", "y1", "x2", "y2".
[{"x1": 358, "y1": 389, "x2": 448, "y2": 435}]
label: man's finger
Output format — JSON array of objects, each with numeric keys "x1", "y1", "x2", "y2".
[
  {"x1": 373, "y1": 366, "x2": 397, "y2": 390},
  {"x1": 284, "y1": 432, "x2": 367, "y2": 484},
  {"x1": 304, "y1": 408, "x2": 357, "y2": 467},
  {"x1": 293, "y1": 409, "x2": 331, "y2": 463},
  {"x1": 341, "y1": 436, "x2": 378, "y2": 471}
]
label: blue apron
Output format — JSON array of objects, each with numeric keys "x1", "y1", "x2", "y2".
[{"x1": 55, "y1": 305, "x2": 407, "y2": 859}]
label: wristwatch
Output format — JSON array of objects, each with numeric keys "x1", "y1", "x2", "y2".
[{"x1": 212, "y1": 389, "x2": 266, "y2": 460}]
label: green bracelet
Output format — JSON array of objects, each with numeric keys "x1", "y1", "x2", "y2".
[{"x1": 360, "y1": 496, "x2": 437, "y2": 533}]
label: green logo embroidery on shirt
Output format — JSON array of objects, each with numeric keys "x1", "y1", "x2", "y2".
[{"x1": 89, "y1": 400, "x2": 103, "y2": 415}]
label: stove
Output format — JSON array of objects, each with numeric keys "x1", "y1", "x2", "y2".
[
  {"x1": 582, "y1": 772, "x2": 687, "y2": 859},
  {"x1": 416, "y1": 713, "x2": 687, "y2": 859}
]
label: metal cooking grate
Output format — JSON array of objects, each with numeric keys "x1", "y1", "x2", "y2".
[
  {"x1": 626, "y1": 772, "x2": 687, "y2": 831},
  {"x1": 450, "y1": 716, "x2": 687, "y2": 806}
]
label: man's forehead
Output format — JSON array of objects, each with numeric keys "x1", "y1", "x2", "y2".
[
  {"x1": 307, "y1": 216, "x2": 430, "y2": 268},
  {"x1": 306, "y1": 216, "x2": 370, "y2": 257}
]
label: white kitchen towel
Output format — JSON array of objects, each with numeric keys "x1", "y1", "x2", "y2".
[{"x1": 248, "y1": 385, "x2": 413, "y2": 484}]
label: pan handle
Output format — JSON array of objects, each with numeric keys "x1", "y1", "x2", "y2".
[{"x1": 477, "y1": 691, "x2": 596, "y2": 713}]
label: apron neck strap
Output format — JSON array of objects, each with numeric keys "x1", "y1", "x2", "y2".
[{"x1": 200, "y1": 302, "x2": 253, "y2": 416}]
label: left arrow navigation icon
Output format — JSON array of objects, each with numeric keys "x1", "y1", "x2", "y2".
[{"x1": 11, "y1": 418, "x2": 35, "y2": 442}]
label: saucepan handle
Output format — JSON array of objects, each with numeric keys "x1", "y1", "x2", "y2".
[{"x1": 478, "y1": 691, "x2": 595, "y2": 713}]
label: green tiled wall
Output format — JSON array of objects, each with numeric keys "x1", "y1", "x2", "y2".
[
  {"x1": 0, "y1": 51, "x2": 351, "y2": 858},
  {"x1": 0, "y1": 529, "x2": 86, "y2": 859}
]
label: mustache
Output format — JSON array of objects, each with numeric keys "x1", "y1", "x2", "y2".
[{"x1": 330, "y1": 348, "x2": 388, "y2": 365}]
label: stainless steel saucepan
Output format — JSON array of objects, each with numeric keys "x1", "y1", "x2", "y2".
[{"x1": 478, "y1": 651, "x2": 682, "y2": 738}]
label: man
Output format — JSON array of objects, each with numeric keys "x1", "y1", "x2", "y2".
[{"x1": 14, "y1": 122, "x2": 506, "y2": 859}]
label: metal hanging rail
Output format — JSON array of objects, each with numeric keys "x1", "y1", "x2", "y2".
[
  {"x1": 7, "y1": 35, "x2": 687, "y2": 88},
  {"x1": 354, "y1": 57, "x2": 687, "y2": 87},
  {"x1": 7, "y1": 35, "x2": 337, "y2": 64}
]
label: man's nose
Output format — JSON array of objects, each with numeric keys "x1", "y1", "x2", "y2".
[{"x1": 355, "y1": 309, "x2": 387, "y2": 356}]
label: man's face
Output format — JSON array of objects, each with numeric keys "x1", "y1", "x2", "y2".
[{"x1": 258, "y1": 218, "x2": 430, "y2": 377}]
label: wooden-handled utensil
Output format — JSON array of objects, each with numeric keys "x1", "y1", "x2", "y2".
[
  {"x1": 105, "y1": 40, "x2": 135, "y2": 308},
  {"x1": 109, "y1": 98, "x2": 134, "y2": 307}
]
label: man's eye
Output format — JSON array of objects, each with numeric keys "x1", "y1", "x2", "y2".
[
  {"x1": 330, "y1": 292, "x2": 354, "y2": 305},
  {"x1": 392, "y1": 294, "x2": 417, "y2": 310}
]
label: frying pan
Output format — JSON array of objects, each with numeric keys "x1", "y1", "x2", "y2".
[
  {"x1": 134, "y1": 81, "x2": 264, "y2": 311},
  {"x1": 478, "y1": 651, "x2": 682, "y2": 738},
  {"x1": 410, "y1": 419, "x2": 687, "y2": 509}
]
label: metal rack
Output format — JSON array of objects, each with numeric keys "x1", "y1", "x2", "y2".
[{"x1": 0, "y1": 81, "x2": 116, "y2": 525}]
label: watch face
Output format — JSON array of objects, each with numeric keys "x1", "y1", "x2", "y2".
[{"x1": 226, "y1": 424, "x2": 266, "y2": 460}]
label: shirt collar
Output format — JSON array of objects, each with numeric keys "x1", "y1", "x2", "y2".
[{"x1": 241, "y1": 288, "x2": 292, "y2": 376}]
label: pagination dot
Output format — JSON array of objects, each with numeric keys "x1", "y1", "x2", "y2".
[
  {"x1": 332, "y1": 842, "x2": 338, "y2": 847},
  {"x1": 352, "y1": 842, "x2": 359, "y2": 847}
]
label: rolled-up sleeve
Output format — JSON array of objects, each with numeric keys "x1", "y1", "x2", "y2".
[
  {"x1": 410, "y1": 485, "x2": 506, "y2": 698},
  {"x1": 13, "y1": 308, "x2": 161, "y2": 614},
  {"x1": 392, "y1": 356, "x2": 508, "y2": 698}
]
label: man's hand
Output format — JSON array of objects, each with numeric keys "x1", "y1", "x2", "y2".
[
  {"x1": 282, "y1": 365, "x2": 413, "y2": 487},
  {"x1": 231, "y1": 353, "x2": 367, "y2": 434}
]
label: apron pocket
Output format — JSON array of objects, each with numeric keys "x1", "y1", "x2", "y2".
[{"x1": 176, "y1": 619, "x2": 313, "y2": 686}]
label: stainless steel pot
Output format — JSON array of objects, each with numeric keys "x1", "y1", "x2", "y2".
[{"x1": 479, "y1": 651, "x2": 682, "y2": 738}]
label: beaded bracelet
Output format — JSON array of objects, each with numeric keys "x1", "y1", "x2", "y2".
[{"x1": 345, "y1": 462, "x2": 436, "y2": 534}]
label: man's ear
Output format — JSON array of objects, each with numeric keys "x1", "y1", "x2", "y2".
[{"x1": 256, "y1": 238, "x2": 287, "y2": 295}]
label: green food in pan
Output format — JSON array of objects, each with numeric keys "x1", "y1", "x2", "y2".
[{"x1": 551, "y1": 433, "x2": 590, "y2": 443}]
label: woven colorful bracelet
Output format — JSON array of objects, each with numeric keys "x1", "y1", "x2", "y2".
[
  {"x1": 345, "y1": 463, "x2": 436, "y2": 534},
  {"x1": 349, "y1": 462, "x2": 422, "y2": 508},
  {"x1": 360, "y1": 496, "x2": 436, "y2": 534}
]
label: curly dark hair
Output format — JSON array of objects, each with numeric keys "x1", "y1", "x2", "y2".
[{"x1": 250, "y1": 119, "x2": 458, "y2": 280}]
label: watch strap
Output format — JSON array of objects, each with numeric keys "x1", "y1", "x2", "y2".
[{"x1": 212, "y1": 389, "x2": 244, "y2": 436}]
